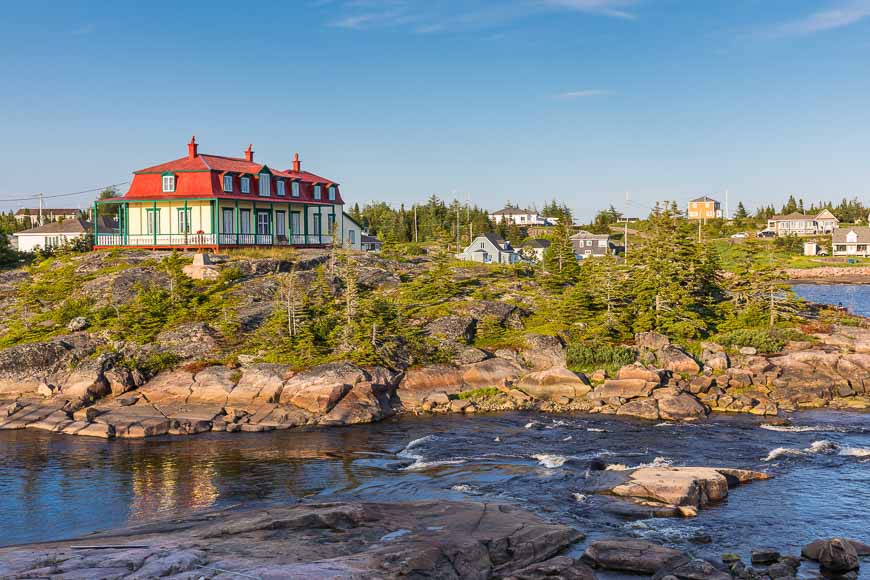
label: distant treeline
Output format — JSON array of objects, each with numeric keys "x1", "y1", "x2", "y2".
[{"x1": 347, "y1": 196, "x2": 573, "y2": 245}]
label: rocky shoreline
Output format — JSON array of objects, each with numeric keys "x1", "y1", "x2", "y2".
[
  {"x1": 2, "y1": 474, "x2": 866, "y2": 579},
  {"x1": 786, "y1": 266, "x2": 870, "y2": 284},
  {"x1": 3, "y1": 322, "x2": 870, "y2": 439}
]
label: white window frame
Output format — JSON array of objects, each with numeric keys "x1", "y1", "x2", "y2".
[
  {"x1": 277, "y1": 180, "x2": 286, "y2": 196},
  {"x1": 328, "y1": 186, "x2": 336, "y2": 201},
  {"x1": 223, "y1": 174, "x2": 233, "y2": 192},
  {"x1": 162, "y1": 175, "x2": 176, "y2": 193},
  {"x1": 291, "y1": 181, "x2": 300, "y2": 197},
  {"x1": 314, "y1": 184, "x2": 322, "y2": 200},
  {"x1": 348, "y1": 230, "x2": 356, "y2": 244},
  {"x1": 241, "y1": 177, "x2": 250, "y2": 194},
  {"x1": 259, "y1": 173, "x2": 271, "y2": 197}
]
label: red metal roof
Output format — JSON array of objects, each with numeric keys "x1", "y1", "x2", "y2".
[{"x1": 123, "y1": 143, "x2": 343, "y2": 204}]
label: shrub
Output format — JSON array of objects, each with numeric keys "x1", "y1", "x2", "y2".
[
  {"x1": 800, "y1": 321, "x2": 834, "y2": 335},
  {"x1": 713, "y1": 328, "x2": 806, "y2": 354},
  {"x1": 567, "y1": 343, "x2": 636, "y2": 374},
  {"x1": 458, "y1": 387, "x2": 501, "y2": 400},
  {"x1": 135, "y1": 352, "x2": 182, "y2": 376}
]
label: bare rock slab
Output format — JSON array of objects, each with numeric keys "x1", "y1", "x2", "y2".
[{"x1": 0, "y1": 501, "x2": 583, "y2": 580}]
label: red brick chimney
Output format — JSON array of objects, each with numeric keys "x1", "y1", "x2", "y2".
[
  {"x1": 188, "y1": 135, "x2": 198, "y2": 159},
  {"x1": 245, "y1": 144, "x2": 254, "y2": 162},
  {"x1": 292, "y1": 152, "x2": 301, "y2": 173}
]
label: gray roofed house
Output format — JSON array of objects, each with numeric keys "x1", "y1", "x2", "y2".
[
  {"x1": 13, "y1": 218, "x2": 92, "y2": 252},
  {"x1": 520, "y1": 238, "x2": 551, "y2": 262},
  {"x1": 832, "y1": 227, "x2": 870, "y2": 257},
  {"x1": 459, "y1": 232, "x2": 520, "y2": 265},
  {"x1": 360, "y1": 234, "x2": 382, "y2": 252},
  {"x1": 570, "y1": 230, "x2": 611, "y2": 259}
]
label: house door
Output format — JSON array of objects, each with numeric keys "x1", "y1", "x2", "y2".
[{"x1": 275, "y1": 211, "x2": 287, "y2": 242}]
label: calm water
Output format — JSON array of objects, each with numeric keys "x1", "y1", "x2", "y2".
[
  {"x1": 2, "y1": 411, "x2": 869, "y2": 571},
  {"x1": 793, "y1": 283, "x2": 870, "y2": 316}
]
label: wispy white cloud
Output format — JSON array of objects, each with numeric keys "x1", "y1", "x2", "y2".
[
  {"x1": 770, "y1": 0, "x2": 870, "y2": 37},
  {"x1": 554, "y1": 89, "x2": 611, "y2": 99},
  {"x1": 325, "y1": 0, "x2": 641, "y2": 32},
  {"x1": 541, "y1": 0, "x2": 639, "y2": 20}
]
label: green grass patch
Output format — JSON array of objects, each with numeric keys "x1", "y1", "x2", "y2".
[{"x1": 567, "y1": 342, "x2": 636, "y2": 375}]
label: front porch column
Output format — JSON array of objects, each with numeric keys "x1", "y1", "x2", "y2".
[
  {"x1": 183, "y1": 199, "x2": 188, "y2": 245},
  {"x1": 303, "y1": 203, "x2": 309, "y2": 245},
  {"x1": 152, "y1": 201, "x2": 157, "y2": 246},
  {"x1": 93, "y1": 201, "x2": 98, "y2": 245},
  {"x1": 235, "y1": 200, "x2": 239, "y2": 246}
]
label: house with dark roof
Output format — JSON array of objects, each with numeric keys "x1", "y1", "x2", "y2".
[
  {"x1": 520, "y1": 238, "x2": 550, "y2": 262},
  {"x1": 459, "y1": 233, "x2": 519, "y2": 264},
  {"x1": 687, "y1": 196, "x2": 722, "y2": 220},
  {"x1": 93, "y1": 137, "x2": 361, "y2": 251},
  {"x1": 13, "y1": 218, "x2": 91, "y2": 252},
  {"x1": 570, "y1": 230, "x2": 612, "y2": 259},
  {"x1": 360, "y1": 234, "x2": 382, "y2": 252}
]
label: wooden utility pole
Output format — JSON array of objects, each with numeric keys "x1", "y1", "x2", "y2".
[{"x1": 413, "y1": 206, "x2": 418, "y2": 243}]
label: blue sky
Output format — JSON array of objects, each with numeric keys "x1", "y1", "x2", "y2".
[{"x1": 0, "y1": 0, "x2": 869, "y2": 221}]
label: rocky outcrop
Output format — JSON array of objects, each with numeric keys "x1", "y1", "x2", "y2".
[
  {"x1": 425, "y1": 315, "x2": 476, "y2": 343},
  {"x1": 582, "y1": 539, "x2": 688, "y2": 575},
  {"x1": 605, "y1": 466, "x2": 770, "y2": 517},
  {"x1": 155, "y1": 322, "x2": 223, "y2": 359},
  {"x1": 516, "y1": 367, "x2": 590, "y2": 402},
  {"x1": 0, "y1": 501, "x2": 584, "y2": 579},
  {"x1": 803, "y1": 538, "x2": 864, "y2": 576}
]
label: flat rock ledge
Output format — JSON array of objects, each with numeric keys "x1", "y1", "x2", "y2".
[
  {"x1": 596, "y1": 466, "x2": 771, "y2": 518},
  {"x1": 0, "y1": 501, "x2": 592, "y2": 580}
]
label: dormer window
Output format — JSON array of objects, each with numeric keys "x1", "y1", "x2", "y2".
[
  {"x1": 241, "y1": 177, "x2": 250, "y2": 193},
  {"x1": 223, "y1": 175, "x2": 233, "y2": 192},
  {"x1": 277, "y1": 180, "x2": 286, "y2": 196},
  {"x1": 162, "y1": 174, "x2": 176, "y2": 193},
  {"x1": 259, "y1": 173, "x2": 271, "y2": 197},
  {"x1": 291, "y1": 181, "x2": 300, "y2": 197},
  {"x1": 328, "y1": 186, "x2": 336, "y2": 201},
  {"x1": 314, "y1": 185, "x2": 322, "y2": 200}
]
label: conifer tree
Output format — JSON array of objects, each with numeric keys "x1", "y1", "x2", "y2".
[
  {"x1": 734, "y1": 202, "x2": 749, "y2": 220},
  {"x1": 542, "y1": 220, "x2": 580, "y2": 288}
]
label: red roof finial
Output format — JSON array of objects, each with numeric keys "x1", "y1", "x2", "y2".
[
  {"x1": 292, "y1": 152, "x2": 301, "y2": 173},
  {"x1": 188, "y1": 135, "x2": 198, "y2": 159}
]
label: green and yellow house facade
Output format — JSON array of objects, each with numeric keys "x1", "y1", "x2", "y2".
[{"x1": 95, "y1": 138, "x2": 363, "y2": 251}]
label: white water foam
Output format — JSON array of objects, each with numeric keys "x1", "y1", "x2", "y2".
[
  {"x1": 451, "y1": 484, "x2": 475, "y2": 493},
  {"x1": 606, "y1": 456, "x2": 672, "y2": 471},
  {"x1": 763, "y1": 439, "x2": 839, "y2": 461},
  {"x1": 533, "y1": 454, "x2": 569, "y2": 468},
  {"x1": 573, "y1": 493, "x2": 588, "y2": 502},
  {"x1": 761, "y1": 424, "x2": 847, "y2": 433},
  {"x1": 840, "y1": 446, "x2": 870, "y2": 458},
  {"x1": 397, "y1": 434, "x2": 465, "y2": 470},
  {"x1": 587, "y1": 428, "x2": 606, "y2": 433}
]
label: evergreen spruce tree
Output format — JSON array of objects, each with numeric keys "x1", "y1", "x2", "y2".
[
  {"x1": 542, "y1": 219, "x2": 580, "y2": 288},
  {"x1": 734, "y1": 202, "x2": 749, "y2": 220}
]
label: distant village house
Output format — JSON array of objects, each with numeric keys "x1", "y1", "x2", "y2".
[
  {"x1": 488, "y1": 207, "x2": 558, "y2": 227},
  {"x1": 360, "y1": 234, "x2": 382, "y2": 252},
  {"x1": 520, "y1": 238, "x2": 550, "y2": 262},
  {"x1": 14, "y1": 208, "x2": 81, "y2": 226},
  {"x1": 459, "y1": 233, "x2": 520, "y2": 264},
  {"x1": 13, "y1": 218, "x2": 91, "y2": 252},
  {"x1": 832, "y1": 227, "x2": 870, "y2": 258},
  {"x1": 767, "y1": 210, "x2": 839, "y2": 237},
  {"x1": 687, "y1": 196, "x2": 722, "y2": 220},
  {"x1": 570, "y1": 230, "x2": 611, "y2": 259}
]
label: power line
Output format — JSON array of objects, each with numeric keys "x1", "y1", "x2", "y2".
[{"x1": 0, "y1": 182, "x2": 130, "y2": 204}]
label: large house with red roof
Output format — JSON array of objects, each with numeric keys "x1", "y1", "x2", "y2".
[{"x1": 94, "y1": 137, "x2": 362, "y2": 250}]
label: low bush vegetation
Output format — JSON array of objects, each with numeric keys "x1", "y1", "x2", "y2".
[{"x1": 567, "y1": 343, "x2": 636, "y2": 375}]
